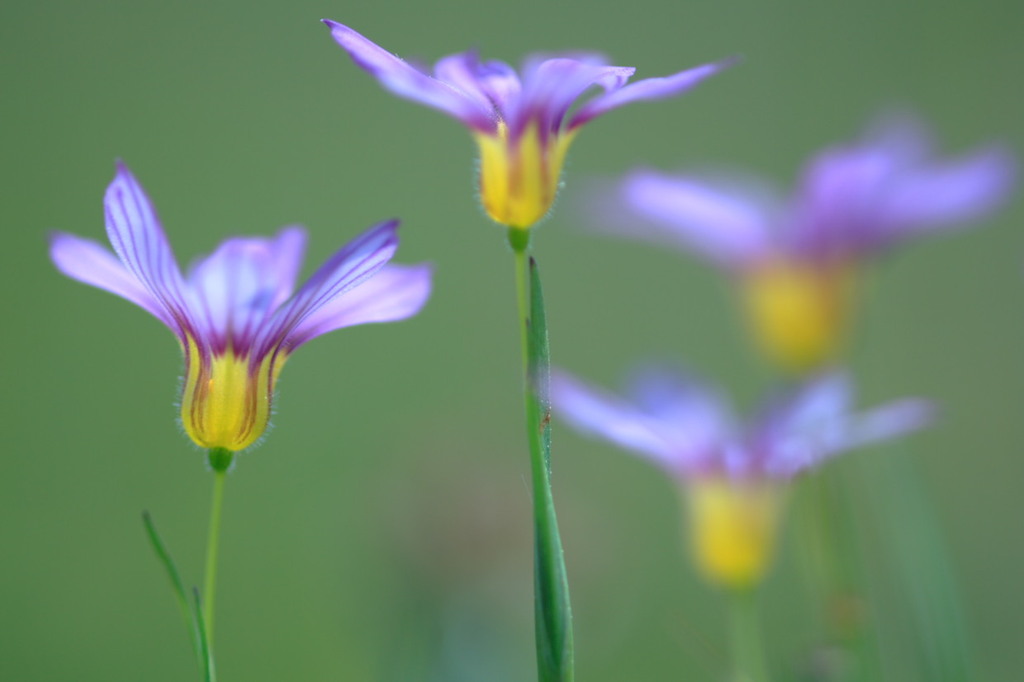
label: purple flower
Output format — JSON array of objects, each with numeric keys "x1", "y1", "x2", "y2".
[
  {"x1": 551, "y1": 366, "x2": 931, "y2": 587},
  {"x1": 600, "y1": 114, "x2": 1016, "y2": 370},
  {"x1": 552, "y1": 366, "x2": 930, "y2": 480},
  {"x1": 50, "y1": 163, "x2": 432, "y2": 452},
  {"x1": 323, "y1": 20, "x2": 733, "y2": 230}
]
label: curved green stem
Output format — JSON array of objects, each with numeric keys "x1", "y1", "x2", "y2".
[{"x1": 203, "y1": 468, "x2": 227, "y2": 640}]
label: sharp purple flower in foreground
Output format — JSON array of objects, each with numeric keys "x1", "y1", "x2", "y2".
[
  {"x1": 551, "y1": 366, "x2": 931, "y2": 587},
  {"x1": 50, "y1": 163, "x2": 432, "y2": 453},
  {"x1": 323, "y1": 20, "x2": 734, "y2": 230},
  {"x1": 599, "y1": 114, "x2": 1016, "y2": 370}
]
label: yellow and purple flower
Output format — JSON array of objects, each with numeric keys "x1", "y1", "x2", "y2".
[
  {"x1": 50, "y1": 163, "x2": 432, "y2": 453},
  {"x1": 598, "y1": 115, "x2": 1016, "y2": 371},
  {"x1": 323, "y1": 20, "x2": 733, "y2": 230},
  {"x1": 551, "y1": 367, "x2": 931, "y2": 589}
]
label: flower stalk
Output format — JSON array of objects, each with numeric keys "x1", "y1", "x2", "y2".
[
  {"x1": 509, "y1": 229, "x2": 574, "y2": 682},
  {"x1": 730, "y1": 589, "x2": 769, "y2": 682},
  {"x1": 202, "y1": 448, "x2": 232, "y2": 640}
]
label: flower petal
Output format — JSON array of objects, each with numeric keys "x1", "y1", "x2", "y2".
[
  {"x1": 757, "y1": 373, "x2": 932, "y2": 476},
  {"x1": 570, "y1": 57, "x2": 737, "y2": 129},
  {"x1": 551, "y1": 369, "x2": 701, "y2": 473},
  {"x1": 432, "y1": 51, "x2": 522, "y2": 119},
  {"x1": 285, "y1": 263, "x2": 432, "y2": 348},
  {"x1": 322, "y1": 20, "x2": 495, "y2": 131},
  {"x1": 513, "y1": 57, "x2": 634, "y2": 135},
  {"x1": 263, "y1": 220, "x2": 400, "y2": 354},
  {"x1": 186, "y1": 226, "x2": 308, "y2": 352},
  {"x1": 49, "y1": 232, "x2": 175, "y2": 329},
  {"x1": 625, "y1": 365, "x2": 736, "y2": 462},
  {"x1": 875, "y1": 146, "x2": 1016, "y2": 241},
  {"x1": 609, "y1": 170, "x2": 773, "y2": 266},
  {"x1": 103, "y1": 162, "x2": 193, "y2": 334}
]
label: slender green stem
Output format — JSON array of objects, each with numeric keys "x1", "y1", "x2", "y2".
[
  {"x1": 203, "y1": 468, "x2": 227, "y2": 640},
  {"x1": 730, "y1": 589, "x2": 769, "y2": 682},
  {"x1": 509, "y1": 228, "x2": 574, "y2": 682}
]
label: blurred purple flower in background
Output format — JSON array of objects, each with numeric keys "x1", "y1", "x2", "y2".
[
  {"x1": 596, "y1": 114, "x2": 1016, "y2": 371},
  {"x1": 323, "y1": 20, "x2": 733, "y2": 229},
  {"x1": 551, "y1": 366, "x2": 931, "y2": 587},
  {"x1": 50, "y1": 163, "x2": 432, "y2": 453}
]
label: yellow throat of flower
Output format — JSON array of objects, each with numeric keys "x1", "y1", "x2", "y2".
[
  {"x1": 685, "y1": 478, "x2": 785, "y2": 591},
  {"x1": 180, "y1": 337, "x2": 284, "y2": 452},
  {"x1": 474, "y1": 122, "x2": 575, "y2": 230},
  {"x1": 741, "y1": 258, "x2": 856, "y2": 373}
]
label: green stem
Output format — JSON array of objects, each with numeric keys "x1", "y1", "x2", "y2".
[
  {"x1": 203, "y1": 468, "x2": 227, "y2": 640},
  {"x1": 509, "y1": 228, "x2": 574, "y2": 682},
  {"x1": 730, "y1": 589, "x2": 769, "y2": 682}
]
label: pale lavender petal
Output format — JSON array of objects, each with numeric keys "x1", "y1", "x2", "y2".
[
  {"x1": 49, "y1": 232, "x2": 175, "y2": 329},
  {"x1": 432, "y1": 51, "x2": 496, "y2": 109},
  {"x1": 824, "y1": 398, "x2": 934, "y2": 454},
  {"x1": 262, "y1": 220, "x2": 400, "y2": 354},
  {"x1": 754, "y1": 372, "x2": 852, "y2": 475},
  {"x1": 323, "y1": 20, "x2": 495, "y2": 131},
  {"x1": 792, "y1": 115, "x2": 1017, "y2": 255},
  {"x1": 511, "y1": 57, "x2": 634, "y2": 135},
  {"x1": 473, "y1": 60, "x2": 523, "y2": 116},
  {"x1": 612, "y1": 170, "x2": 773, "y2": 266},
  {"x1": 570, "y1": 57, "x2": 737, "y2": 129},
  {"x1": 186, "y1": 227, "x2": 308, "y2": 353},
  {"x1": 285, "y1": 263, "x2": 432, "y2": 348},
  {"x1": 625, "y1": 365, "x2": 735, "y2": 461},
  {"x1": 757, "y1": 372, "x2": 851, "y2": 439},
  {"x1": 551, "y1": 369, "x2": 698, "y2": 473},
  {"x1": 758, "y1": 373, "x2": 932, "y2": 476},
  {"x1": 103, "y1": 162, "x2": 193, "y2": 333},
  {"x1": 875, "y1": 147, "x2": 1017, "y2": 241}
]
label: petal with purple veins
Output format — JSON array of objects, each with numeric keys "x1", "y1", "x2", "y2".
[
  {"x1": 323, "y1": 20, "x2": 495, "y2": 132},
  {"x1": 49, "y1": 232, "x2": 176, "y2": 330},
  {"x1": 262, "y1": 220, "x2": 400, "y2": 354},
  {"x1": 511, "y1": 57, "x2": 634, "y2": 135},
  {"x1": 103, "y1": 163, "x2": 194, "y2": 332},
  {"x1": 570, "y1": 57, "x2": 736, "y2": 129},
  {"x1": 186, "y1": 227, "x2": 309, "y2": 352},
  {"x1": 285, "y1": 263, "x2": 432, "y2": 348}
]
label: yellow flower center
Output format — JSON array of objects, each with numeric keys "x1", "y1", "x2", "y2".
[
  {"x1": 741, "y1": 258, "x2": 856, "y2": 373},
  {"x1": 180, "y1": 336, "x2": 285, "y2": 451},
  {"x1": 474, "y1": 122, "x2": 576, "y2": 229},
  {"x1": 685, "y1": 478, "x2": 784, "y2": 590}
]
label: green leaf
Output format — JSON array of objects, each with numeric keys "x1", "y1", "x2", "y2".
[
  {"x1": 524, "y1": 256, "x2": 574, "y2": 682},
  {"x1": 866, "y1": 452, "x2": 973, "y2": 682},
  {"x1": 193, "y1": 588, "x2": 217, "y2": 682},
  {"x1": 142, "y1": 511, "x2": 202, "y2": 668}
]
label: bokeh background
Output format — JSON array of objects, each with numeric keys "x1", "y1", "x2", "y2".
[{"x1": 2, "y1": 1, "x2": 1022, "y2": 680}]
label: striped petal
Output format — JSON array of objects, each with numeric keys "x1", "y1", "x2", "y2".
[
  {"x1": 49, "y1": 232, "x2": 175, "y2": 329},
  {"x1": 186, "y1": 226, "x2": 308, "y2": 352},
  {"x1": 263, "y1": 220, "x2": 400, "y2": 354},
  {"x1": 571, "y1": 57, "x2": 737, "y2": 129},
  {"x1": 513, "y1": 57, "x2": 634, "y2": 136},
  {"x1": 286, "y1": 263, "x2": 432, "y2": 348},
  {"x1": 323, "y1": 20, "x2": 495, "y2": 132},
  {"x1": 103, "y1": 162, "x2": 193, "y2": 335}
]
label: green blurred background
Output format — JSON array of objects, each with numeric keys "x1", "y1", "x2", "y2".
[{"x1": 2, "y1": 0, "x2": 1022, "y2": 679}]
